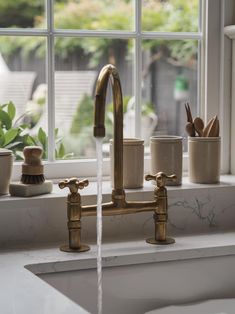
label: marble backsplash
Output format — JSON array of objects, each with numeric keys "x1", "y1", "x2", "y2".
[{"x1": 0, "y1": 180, "x2": 235, "y2": 248}]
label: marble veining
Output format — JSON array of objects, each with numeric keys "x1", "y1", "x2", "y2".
[
  {"x1": 1, "y1": 176, "x2": 235, "y2": 247},
  {"x1": 168, "y1": 197, "x2": 216, "y2": 229}
]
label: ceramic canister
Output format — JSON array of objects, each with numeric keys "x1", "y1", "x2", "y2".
[
  {"x1": 0, "y1": 148, "x2": 14, "y2": 195},
  {"x1": 110, "y1": 138, "x2": 144, "y2": 189},
  {"x1": 150, "y1": 136, "x2": 183, "y2": 186},
  {"x1": 188, "y1": 137, "x2": 221, "y2": 183}
]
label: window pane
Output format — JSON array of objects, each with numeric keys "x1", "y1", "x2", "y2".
[
  {"x1": 0, "y1": 36, "x2": 48, "y2": 160},
  {"x1": 141, "y1": 39, "x2": 198, "y2": 151},
  {"x1": 54, "y1": 37, "x2": 134, "y2": 160},
  {"x1": 54, "y1": 0, "x2": 134, "y2": 31},
  {"x1": 0, "y1": 1, "x2": 46, "y2": 28},
  {"x1": 142, "y1": 0, "x2": 199, "y2": 32}
]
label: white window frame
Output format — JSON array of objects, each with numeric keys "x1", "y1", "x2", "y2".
[
  {"x1": 0, "y1": 0, "x2": 230, "y2": 181},
  {"x1": 204, "y1": 0, "x2": 234, "y2": 175}
]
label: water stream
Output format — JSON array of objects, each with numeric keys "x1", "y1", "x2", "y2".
[{"x1": 96, "y1": 138, "x2": 103, "y2": 314}]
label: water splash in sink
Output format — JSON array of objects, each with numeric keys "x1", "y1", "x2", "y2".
[{"x1": 96, "y1": 138, "x2": 103, "y2": 314}]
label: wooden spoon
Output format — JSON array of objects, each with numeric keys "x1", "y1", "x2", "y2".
[
  {"x1": 207, "y1": 115, "x2": 220, "y2": 137},
  {"x1": 193, "y1": 117, "x2": 204, "y2": 137},
  {"x1": 185, "y1": 103, "x2": 196, "y2": 136},
  {"x1": 185, "y1": 102, "x2": 193, "y2": 123},
  {"x1": 203, "y1": 117, "x2": 215, "y2": 137},
  {"x1": 185, "y1": 122, "x2": 195, "y2": 137}
]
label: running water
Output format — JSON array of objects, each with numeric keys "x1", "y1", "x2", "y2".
[{"x1": 96, "y1": 138, "x2": 103, "y2": 314}]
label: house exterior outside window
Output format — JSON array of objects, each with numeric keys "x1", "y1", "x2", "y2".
[{"x1": 0, "y1": 0, "x2": 233, "y2": 179}]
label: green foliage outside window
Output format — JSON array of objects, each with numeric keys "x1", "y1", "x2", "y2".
[
  {"x1": 0, "y1": 0, "x2": 44, "y2": 28},
  {"x1": 0, "y1": 0, "x2": 199, "y2": 64}
]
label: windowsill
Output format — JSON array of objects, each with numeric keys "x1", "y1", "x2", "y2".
[
  {"x1": 1, "y1": 175, "x2": 235, "y2": 206},
  {"x1": 10, "y1": 154, "x2": 190, "y2": 181}
]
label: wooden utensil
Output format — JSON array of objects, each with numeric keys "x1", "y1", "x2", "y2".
[
  {"x1": 185, "y1": 102, "x2": 193, "y2": 123},
  {"x1": 185, "y1": 103, "x2": 195, "y2": 136},
  {"x1": 207, "y1": 115, "x2": 220, "y2": 137},
  {"x1": 193, "y1": 117, "x2": 204, "y2": 137},
  {"x1": 215, "y1": 119, "x2": 220, "y2": 137},
  {"x1": 185, "y1": 122, "x2": 195, "y2": 137},
  {"x1": 203, "y1": 117, "x2": 215, "y2": 137}
]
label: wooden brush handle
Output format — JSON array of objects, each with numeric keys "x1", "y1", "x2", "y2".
[{"x1": 22, "y1": 146, "x2": 44, "y2": 175}]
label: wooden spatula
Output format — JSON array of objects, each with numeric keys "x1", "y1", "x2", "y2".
[
  {"x1": 207, "y1": 116, "x2": 219, "y2": 137},
  {"x1": 203, "y1": 117, "x2": 215, "y2": 137}
]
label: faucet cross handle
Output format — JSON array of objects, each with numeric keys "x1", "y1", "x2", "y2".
[
  {"x1": 58, "y1": 177, "x2": 90, "y2": 253},
  {"x1": 59, "y1": 177, "x2": 89, "y2": 194},
  {"x1": 145, "y1": 172, "x2": 177, "y2": 187}
]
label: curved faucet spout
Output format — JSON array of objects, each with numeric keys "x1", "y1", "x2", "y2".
[
  {"x1": 93, "y1": 64, "x2": 124, "y2": 195},
  {"x1": 59, "y1": 64, "x2": 175, "y2": 250}
]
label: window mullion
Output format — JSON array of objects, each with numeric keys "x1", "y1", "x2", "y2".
[
  {"x1": 46, "y1": 0, "x2": 55, "y2": 162},
  {"x1": 0, "y1": 28, "x2": 49, "y2": 36},
  {"x1": 141, "y1": 32, "x2": 202, "y2": 40},
  {"x1": 134, "y1": 0, "x2": 142, "y2": 139}
]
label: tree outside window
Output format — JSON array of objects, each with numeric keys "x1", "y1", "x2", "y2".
[{"x1": 0, "y1": 0, "x2": 199, "y2": 159}]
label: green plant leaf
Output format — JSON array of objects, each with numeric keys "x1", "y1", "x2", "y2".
[
  {"x1": 58, "y1": 143, "x2": 65, "y2": 158},
  {"x1": 14, "y1": 151, "x2": 24, "y2": 160},
  {"x1": 0, "y1": 109, "x2": 12, "y2": 130},
  {"x1": 55, "y1": 128, "x2": 59, "y2": 137},
  {"x1": 0, "y1": 104, "x2": 8, "y2": 109},
  {"x1": 13, "y1": 112, "x2": 30, "y2": 127},
  {"x1": 19, "y1": 124, "x2": 29, "y2": 130},
  {"x1": 55, "y1": 137, "x2": 62, "y2": 144},
  {"x1": 5, "y1": 141, "x2": 22, "y2": 149},
  {"x1": 4, "y1": 128, "x2": 18, "y2": 146},
  {"x1": 7, "y1": 101, "x2": 16, "y2": 120},
  {"x1": 38, "y1": 127, "x2": 47, "y2": 148},
  {"x1": 23, "y1": 134, "x2": 36, "y2": 146},
  {"x1": 0, "y1": 127, "x2": 5, "y2": 146}
]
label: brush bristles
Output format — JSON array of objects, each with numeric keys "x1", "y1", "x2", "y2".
[{"x1": 21, "y1": 174, "x2": 45, "y2": 185}]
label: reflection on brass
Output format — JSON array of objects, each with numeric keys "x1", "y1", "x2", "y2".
[
  {"x1": 94, "y1": 64, "x2": 123, "y2": 194},
  {"x1": 59, "y1": 177, "x2": 90, "y2": 252},
  {"x1": 145, "y1": 172, "x2": 176, "y2": 245},
  {"x1": 59, "y1": 65, "x2": 176, "y2": 252}
]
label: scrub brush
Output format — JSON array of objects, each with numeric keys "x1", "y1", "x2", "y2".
[
  {"x1": 21, "y1": 146, "x2": 45, "y2": 184},
  {"x1": 9, "y1": 146, "x2": 52, "y2": 197}
]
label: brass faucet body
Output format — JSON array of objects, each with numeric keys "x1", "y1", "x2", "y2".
[
  {"x1": 59, "y1": 64, "x2": 176, "y2": 252},
  {"x1": 94, "y1": 64, "x2": 124, "y2": 198},
  {"x1": 59, "y1": 178, "x2": 90, "y2": 252}
]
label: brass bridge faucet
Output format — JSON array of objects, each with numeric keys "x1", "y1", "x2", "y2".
[{"x1": 59, "y1": 64, "x2": 176, "y2": 252}]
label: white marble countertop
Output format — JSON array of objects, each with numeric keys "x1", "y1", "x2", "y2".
[
  {"x1": 2, "y1": 175, "x2": 235, "y2": 206},
  {"x1": 3, "y1": 232, "x2": 235, "y2": 314}
]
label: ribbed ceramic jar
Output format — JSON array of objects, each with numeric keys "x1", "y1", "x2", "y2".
[
  {"x1": 188, "y1": 137, "x2": 221, "y2": 183},
  {"x1": 150, "y1": 136, "x2": 182, "y2": 186},
  {"x1": 0, "y1": 148, "x2": 14, "y2": 195},
  {"x1": 110, "y1": 138, "x2": 144, "y2": 189}
]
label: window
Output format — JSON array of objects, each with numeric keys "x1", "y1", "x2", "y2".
[{"x1": 0, "y1": 1, "x2": 228, "y2": 179}]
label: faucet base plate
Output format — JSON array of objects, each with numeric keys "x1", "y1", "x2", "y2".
[
  {"x1": 60, "y1": 244, "x2": 90, "y2": 253},
  {"x1": 146, "y1": 237, "x2": 175, "y2": 245}
]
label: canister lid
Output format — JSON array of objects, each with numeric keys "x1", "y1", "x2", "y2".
[
  {"x1": 0, "y1": 148, "x2": 13, "y2": 156},
  {"x1": 110, "y1": 138, "x2": 144, "y2": 145},
  {"x1": 150, "y1": 135, "x2": 183, "y2": 142}
]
